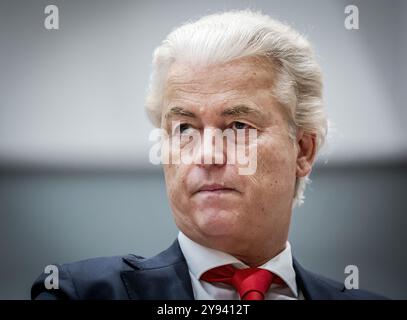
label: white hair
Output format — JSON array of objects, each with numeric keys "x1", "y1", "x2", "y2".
[{"x1": 145, "y1": 9, "x2": 328, "y2": 207}]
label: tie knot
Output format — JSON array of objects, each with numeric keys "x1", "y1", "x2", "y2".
[{"x1": 200, "y1": 264, "x2": 285, "y2": 300}]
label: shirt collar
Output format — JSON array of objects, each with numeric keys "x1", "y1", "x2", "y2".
[{"x1": 178, "y1": 231, "x2": 299, "y2": 297}]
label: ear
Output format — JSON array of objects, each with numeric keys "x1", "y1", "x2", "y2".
[{"x1": 295, "y1": 129, "x2": 317, "y2": 178}]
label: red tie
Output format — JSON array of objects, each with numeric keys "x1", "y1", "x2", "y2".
[{"x1": 200, "y1": 264, "x2": 285, "y2": 300}]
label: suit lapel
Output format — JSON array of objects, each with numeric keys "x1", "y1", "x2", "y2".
[
  {"x1": 120, "y1": 240, "x2": 194, "y2": 300},
  {"x1": 293, "y1": 258, "x2": 346, "y2": 300}
]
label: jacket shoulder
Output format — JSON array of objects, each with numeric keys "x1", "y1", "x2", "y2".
[
  {"x1": 31, "y1": 254, "x2": 145, "y2": 300},
  {"x1": 293, "y1": 259, "x2": 388, "y2": 300},
  {"x1": 301, "y1": 268, "x2": 387, "y2": 300}
]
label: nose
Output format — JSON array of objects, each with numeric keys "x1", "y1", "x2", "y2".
[{"x1": 193, "y1": 127, "x2": 228, "y2": 168}]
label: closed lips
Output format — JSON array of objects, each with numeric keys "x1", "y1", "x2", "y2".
[{"x1": 196, "y1": 184, "x2": 236, "y2": 193}]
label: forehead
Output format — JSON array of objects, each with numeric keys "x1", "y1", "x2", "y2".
[{"x1": 164, "y1": 56, "x2": 277, "y2": 101}]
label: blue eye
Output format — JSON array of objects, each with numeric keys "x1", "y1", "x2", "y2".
[
  {"x1": 179, "y1": 123, "x2": 191, "y2": 133},
  {"x1": 232, "y1": 121, "x2": 249, "y2": 130},
  {"x1": 172, "y1": 123, "x2": 192, "y2": 135}
]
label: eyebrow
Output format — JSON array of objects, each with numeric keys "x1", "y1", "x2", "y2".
[
  {"x1": 221, "y1": 105, "x2": 262, "y2": 117},
  {"x1": 165, "y1": 106, "x2": 196, "y2": 119},
  {"x1": 165, "y1": 104, "x2": 262, "y2": 121}
]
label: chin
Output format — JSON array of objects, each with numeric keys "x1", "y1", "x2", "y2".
[{"x1": 194, "y1": 208, "x2": 239, "y2": 237}]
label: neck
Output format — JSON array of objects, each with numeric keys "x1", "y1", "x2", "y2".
[
  {"x1": 232, "y1": 242, "x2": 287, "y2": 267},
  {"x1": 180, "y1": 228, "x2": 289, "y2": 267}
]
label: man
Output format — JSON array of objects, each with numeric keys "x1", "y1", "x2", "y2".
[{"x1": 31, "y1": 10, "x2": 384, "y2": 300}]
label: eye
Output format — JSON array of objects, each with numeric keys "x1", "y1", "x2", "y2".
[
  {"x1": 179, "y1": 123, "x2": 191, "y2": 133},
  {"x1": 231, "y1": 121, "x2": 251, "y2": 130},
  {"x1": 172, "y1": 122, "x2": 192, "y2": 135}
]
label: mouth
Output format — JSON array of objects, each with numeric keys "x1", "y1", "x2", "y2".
[{"x1": 193, "y1": 183, "x2": 237, "y2": 195}]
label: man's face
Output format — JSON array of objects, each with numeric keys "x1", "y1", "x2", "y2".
[{"x1": 161, "y1": 56, "x2": 299, "y2": 258}]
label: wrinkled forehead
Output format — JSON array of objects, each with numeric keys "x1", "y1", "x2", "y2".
[{"x1": 163, "y1": 56, "x2": 278, "y2": 101}]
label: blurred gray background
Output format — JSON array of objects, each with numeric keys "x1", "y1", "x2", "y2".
[{"x1": 0, "y1": 0, "x2": 406, "y2": 299}]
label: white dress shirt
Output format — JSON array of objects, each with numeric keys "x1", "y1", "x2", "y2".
[{"x1": 178, "y1": 231, "x2": 303, "y2": 300}]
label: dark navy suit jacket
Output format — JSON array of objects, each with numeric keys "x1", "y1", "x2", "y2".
[{"x1": 31, "y1": 239, "x2": 385, "y2": 300}]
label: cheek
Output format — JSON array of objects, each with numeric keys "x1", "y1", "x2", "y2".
[
  {"x1": 164, "y1": 164, "x2": 190, "y2": 208},
  {"x1": 248, "y1": 136, "x2": 297, "y2": 195},
  {"x1": 164, "y1": 164, "x2": 181, "y2": 198}
]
